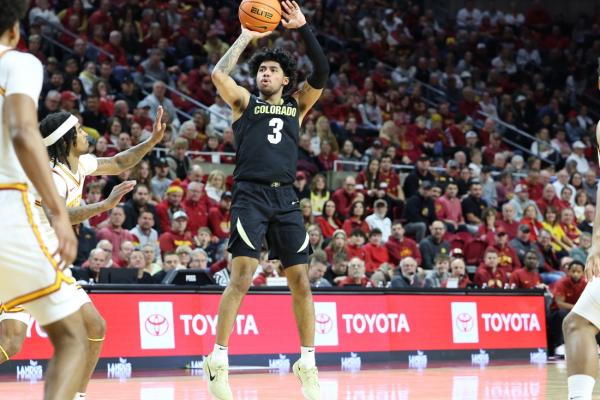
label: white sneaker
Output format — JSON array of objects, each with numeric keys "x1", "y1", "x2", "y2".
[
  {"x1": 203, "y1": 353, "x2": 233, "y2": 400},
  {"x1": 293, "y1": 360, "x2": 321, "y2": 400},
  {"x1": 554, "y1": 344, "x2": 565, "y2": 357}
]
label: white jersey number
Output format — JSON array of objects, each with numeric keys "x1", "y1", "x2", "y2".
[{"x1": 268, "y1": 118, "x2": 283, "y2": 144}]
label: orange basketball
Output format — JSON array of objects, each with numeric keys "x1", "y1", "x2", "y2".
[{"x1": 239, "y1": 0, "x2": 282, "y2": 33}]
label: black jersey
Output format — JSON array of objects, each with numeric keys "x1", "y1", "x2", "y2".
[{"x1": 232, "y1": 94, "x2": 300, "y2": 185}]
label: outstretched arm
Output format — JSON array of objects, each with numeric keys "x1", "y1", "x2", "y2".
[
  {"x1": 282, "y1": 1, "x2": 329, "y2": 122},
  {"x1": 66, "y1": 181, "x2": 136, "y2": 224},
  {"x1": 93, "y1": 107, "x2": 166, "y2": 176},
  {"x1": 211, "y1": 27, "x2": 270, "y2": 119}
]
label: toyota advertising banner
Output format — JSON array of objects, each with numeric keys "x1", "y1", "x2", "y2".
[{"x1": 5, "y1": 292, "x2": 547, "y2": 371}]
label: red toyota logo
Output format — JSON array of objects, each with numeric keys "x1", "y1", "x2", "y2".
[
  {"x1": 455, "y1": 312, "x2": 474, "y2": 333},
  {"x1": 315, "y1": 313, "x2": 333, "y2": 334},
  {"x1": 145, "y1": 314, "x2": 169, "y2": 337}
]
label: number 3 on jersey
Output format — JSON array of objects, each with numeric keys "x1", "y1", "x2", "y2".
[{"x1": 268, "y1": 117, "x2": 283, "y2": 144}]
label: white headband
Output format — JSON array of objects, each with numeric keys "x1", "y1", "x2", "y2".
[{"x1": 43, "y1": 115, "x2": 78, "y2": 147}]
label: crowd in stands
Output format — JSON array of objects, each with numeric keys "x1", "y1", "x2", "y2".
[{"x1": 20, "y1": 0, "x2": 600, "y2": 342}]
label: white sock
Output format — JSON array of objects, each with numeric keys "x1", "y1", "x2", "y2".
[
  {"x1": 212, "y1": 344, "x2": 228, "y2": 366},
  {"x1": 568, "y1": 375, "x2": 595, "y2": 400},
  {"x1": 73, "y1": 393, "x2": 86, "y2": 400},
  {"x1": 299, "y1": 346, "x2": 316, "y2": 368}
]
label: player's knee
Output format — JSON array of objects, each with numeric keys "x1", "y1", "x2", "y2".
[
  {"x1": 229, "y1": 275, "x2": 253, "y2": 294},
  {"x1": 288, "y1": 273, "x2": 311, "y2": 296},
  {"x1": 89, "y1": 314, "x2": 106, "y2": 339},
  {"x1": 563, "y1": 312, "x2": 589, "y2": 336}
]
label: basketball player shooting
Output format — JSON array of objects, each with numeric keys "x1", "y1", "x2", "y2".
[
  {"x1": 0, "y1": 107, "x2": 166, "y2": 400},
  {"x1": 203, "y1": 1, "x2": 329, "y2": 399},
  {"x1": 562, "y1": 62, "x2": 600, "y2": 400}
]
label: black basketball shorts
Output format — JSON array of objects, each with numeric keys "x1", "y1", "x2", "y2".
[{"x1": 227, "y1": 181, "x2": 310, "y2": 267}]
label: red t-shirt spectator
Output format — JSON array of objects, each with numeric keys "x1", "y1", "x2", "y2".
[
  {"x1": 509, "y1": 268, "x2": 542, "y2": 289},
  {"x1": 315, "y1": 216, "x2": 342, "y2": 239},
  {"x1": 337, "y1": 276, "x2": 371, "y2": 287},
  {"x1": 331, "y1": 188, "x2": 356, "y2": 220},
  {"x1": 182, "y1": 196, "x2": 214, "y2": 235},
  {"x1": 342, "y1": 217, "x2": 370, "y2": 237},
  {"x1": 385, "y1": 236, "x2": 422, "y2": 267},
  {"x1": 96, "y1": 226, "x2": 135, "y2": 263},
  {"x1": 208, "y1": 206, "x2": 231, "y2": 239},
  {"x1": 363, "y1": 243, "x2": 389, "y2": 274},
  {"x1": 553, "y1": 276, "x2": 587, "y2": 306},
  {"x1": 474, "y1": 266, "x2": 508, "y2": 288},
  {"x1": 488, "y1": 244, "x2": 521, "y2": 274},
  {"x1": 155, "y1": 199, "x2": 184, "y2": 234},
  {"x1": 346, "y1": 243, "x2": 367, "y2": 262},
  {"x1": 159, "y1": 231, "x2": 194, "y2": 255}
]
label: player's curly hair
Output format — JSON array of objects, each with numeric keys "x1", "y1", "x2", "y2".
[
  {"x1": 249, "y1": 47, "x2": 297, "y2": 92},
  {"x1": 0, "y1": 0, "x2": 27, "y2": 36},
  {"x1": 39, "y1": 112, "x2": 78, "y2": 170}
]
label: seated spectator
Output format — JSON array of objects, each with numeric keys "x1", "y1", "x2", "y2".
[
  {"x1": 342, "y1": 201, "x2": 370, "y2": 237},
  {"x1": 391, "y1": 257, "x2": 423, "y2": 288},
  {"x1": 548, "y1": 260, "x2": 586, "y2": 356},
  {"x1": 294, "y1": 171, "x2": 311, "y2": 201},
  {"x1": 566, "y1": 141, "x2": 590, "y2": 174},
  {"x1": 193, "y1": 227, "x2": 219, "y2": 266},
  {"x1": 510, "y1": 251, "x2": 547, "y2": 289},
  {"x1": 205, "y1": 170, "x2": 227, "y2": 203},
  {"x1": 403, "y1": 181, "x2": 436, "y2": 242},
  {"x1": 159, "y1": 210, "x2": 194, "y2": 255},
  {"x1": 143, "y1": 80, "x2": 180, "y2": 129},
  {"x1": 123, "y1": 184, "x2": 159, "y2": 231},
  {"x1": 315, "y1": 200, "x2": 342, "y2": 239},
  {"x1": 96, "y1": 205, "x2": 136, "y2": 263},
  {"x1": 366, "y1": 199, "x2": 392, "y2": 242},
  {"x1": 386, "y1": 221, "x2": 422, "y2": 267},
  {"x1": 176, "y1": 245, "x2": 192, "y2": 269},
  {"x1": 323, "y1": 253, "x2": 349, "y2": 286},
  {"x1": 166, "y1": 138, "x2": 191, "y2": 180},
  {"x1": 442, "y1": 258, "x2": 472, "y2": 288},
  {"x1": 96, "y1": 240, "x2": 114, "y2": 268},
  {"x1": 338, "y1": 257, "x2": 372, "y2": 288},
  {"x1": 182, "y1": 181, "x2": 214, "y2": 235},
  {"x1": 141, "y1": 244, "x2": 162, "y2": 275},
  {"x1": 346, "y1": 229, "x2": 367, "y2": 262},
  {"x1": 419, "y1": 220, "x2": 451, "y2": 270},
  {"x1": 571, "y1": 232, "x2": 592, "y2": 264},
  {"x1": 424, "y1": 255, "x2": 450, "y2": 288},
  {"x1": 76, "y1": 224, "x2": 98, "y2": 267},
  {"x1": 509, "y1": 224, "x2": 544, "y2": 269},
  {"x1": 252, "y1": 259, "x2": 280, "y2": 286},
  {"x1": 189, "y1": 249, "x2": 210, "y2": 271},
  {"x1": 578, "y1": 205, "x2": 594, "y2": 234},
  {"x1": 113, "y1": 240, "x2": 134, "y2": 268},
  {"x1": 128, "y1": 249, "x2": 154, "y2": 283},
  {"x1": 363, "y1": 228, "x2": 390, "y2": 274},
  {"x1": 478, "y1": 207, "x2": 500, "y2": 245},
  {"x1": 324, "y1": 230, "x2": 348, "y2": 264},
  {"x1": 207, "y1": 191, "x2": 232, "y2": 240},
  {"x1": 559, "y1": 208, "x2": 581, "y2": 245},
  {"x1": 309, "y1": 173, "x2": 330, "y2": 216},
  {"x1": 509, "y1": 184, "x2": 540, "y2": 221},
  {"x1": 497, "y1": 203, "x2": 520, "y2": 239},
  {"x1": 489, "y1": 229, "x2": 521, "y2": 274},
  {"x1": 403, "y1": 155, "x2": 435, "y2": 199},
  {"x1": 307, "y1": 252, "x2": 331, "y2": 288},
  {"x1": 462, "y1": 181, "x2": 487, "y2": 234},
  {"x1": 150, "y1": 158, "x2": 173, "y2": 201},
  {"x1": 474, "y1": 249, "x2": 508, "y2": 289},
  {"x1": 537, "y1": 184, "x2": 562, "y2": 217},
  {"x1": 130, "y1": 210, "x2": 160, "y2": 256},
  {"x1": 542, "y1": 206, "x2": 575, "y2": 253},
  {"x1": 74, "y1": 248, "x2": 109, "y2": 284},
  {"x1": 378, "y1": 154, "x2": 405, "y2": 208},
  {"x1": 520, "y1": 204, "x2": 544, "y2": 242},
  {"x1": 332, "y1": 176, "x2": 359, "y2": 220},
  {"x1": 153, "y1": 252, "x2": 183, "y2": 284},
  {"x1": 155, "y1": 182, "x2": 185, "y2": 233},
  {"x1": 307, "y1": 224, "x2": 325, "y2": 253},
  {"x1": 436, "y1": 182, "x2": 465, "y2": 233}
]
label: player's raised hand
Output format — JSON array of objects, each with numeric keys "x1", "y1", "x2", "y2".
[
  {"x1": 281, "y1": 1, "x2": 307, "y2": 29},
  {"x1": 241, "y1": 25, "x2": 273, "y2": 39},
  {"x1": 585, "y1": 248, "x2": 600, "y2": 281},
  {"x1": 104, "y1": 180, "x2": 137, "y2": 209},
  {"x1": 150, "y1": 106, "x2": 167, "y2": 144}
]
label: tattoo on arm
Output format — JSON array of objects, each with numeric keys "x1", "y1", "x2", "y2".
[
  {"x1": 67, "y1": 202, "x2": 108, "y2": 225},
  {"x1": 214, "y1": 33, "x2": 252, "y2": 76},
  {"x1": 98, "y1": 138, "x2": 156, "y2": 174}
]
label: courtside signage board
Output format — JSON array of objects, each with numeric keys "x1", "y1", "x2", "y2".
[{"x1": 11, "y1": 293, "x2": 546, "y2": 359}]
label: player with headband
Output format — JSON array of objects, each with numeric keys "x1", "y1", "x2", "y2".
[{"x1": 0, "y1": 107, "x2": 166, "y2": 400}]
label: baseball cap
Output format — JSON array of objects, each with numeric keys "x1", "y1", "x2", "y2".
[
  {"x1": 60, "y1": 91, "x2": 77, "y2": 102},
  {"x1": 173, "y1": 210, "x2": 188, "y2": 220},
  {"x1": 372, "y1": 140, "x2": 382, "y2": 148},
  {"x1": 496, "y1": 228, "x2": 507, "y2": 236},
  {"x1": 296, "y1": 171, "x2": 307, "y2": 180},
  {"x1": 447, "y1": 160, "x2": 459, "y2": 169},
  {"x1": 514, "y1": 184, "x2": 527, "y2": 193},
  {"x1": 450, "y1": 248, "x2": 464, "y2": 258},
  {"x1": 121, "y1": 75, "x2": 134, "y2": 84},
  {"x1": 421, "y1": 180, "x2": 433, "y2": 190},
  {"x1": 516, "y1": 95, "x2": 526, "y2": 103},
  {"x1": 156, "y1": 157, "x2": 169, "y2": 167},
  {"x1": 176, "y1": 245, "x2": 192, "y2": 254},
  {"x1": 221, "y1": 191, "x2": 232, "y2": 200},
  {"x1": 465, "y1": 130, "x2": 478, "y2": 139},
  {"x1": 418, "y1": 154, "x2": 430, "y2": 162},
  {"x1": 573, "y1": 141, "x2": 586, "y2": 149}
]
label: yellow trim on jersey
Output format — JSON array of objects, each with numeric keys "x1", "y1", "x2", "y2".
[
  {"x1": 0, "y1": 86, "x2": 5, "y2": 97},
  {"x1": 0, "y1": 184, "x2": 75, "y2": 312},
  {"x1": 55, "y1": 162, "x2": 81, "y2": 188},
  {"x1": 2, "y1": 306, "x2": 25, "y2": 313},
  {"x1": 0, "y1": 344, "x2": 9, "y2": 361}
]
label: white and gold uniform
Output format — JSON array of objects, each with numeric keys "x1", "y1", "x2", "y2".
[{"x1": 0, "y1": 45, "x2": 80, "y2": 326}]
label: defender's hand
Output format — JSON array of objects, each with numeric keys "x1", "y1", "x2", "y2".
[
  {"x1": 104, "y1": 180, "x2": 136, "y2": 209},
  {"x1": 281, "y1": 1, "x2": 307, "y2": 29},
  {"x1": 150, "y1": 106, "x2": 167, "y2": 144},
  {"x1": 241, "y1": 26, "x2": 273, "y2": 39}
]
